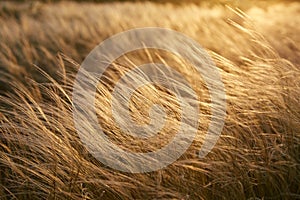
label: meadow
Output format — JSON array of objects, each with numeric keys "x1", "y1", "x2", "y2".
[{"x1": 0, "y1": 0, "x2": 299, "y2": 199}]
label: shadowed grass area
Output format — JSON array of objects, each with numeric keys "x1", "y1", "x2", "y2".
[{"x1": 0, "y1": 1, "x2": 299, "y2": 199}]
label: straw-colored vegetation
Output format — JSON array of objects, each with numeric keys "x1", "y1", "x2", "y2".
[{"x1": 0, "y1": 1, "x2": 299, "y2": 199}]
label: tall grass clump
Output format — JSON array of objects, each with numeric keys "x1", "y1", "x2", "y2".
[{"x1": 0, "y1": 1, "x2": 299, "y2": 199}]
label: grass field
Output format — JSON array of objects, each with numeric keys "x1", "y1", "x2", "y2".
[{"x1": 0, "y1": 0, "x2": 299, "y2": 199}]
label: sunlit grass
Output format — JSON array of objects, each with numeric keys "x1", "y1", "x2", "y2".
[{"x1": 0, "y1": 1, "x2": 299, "y2": 199}]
